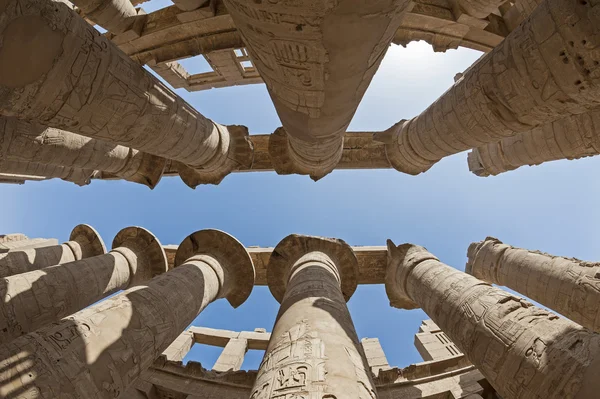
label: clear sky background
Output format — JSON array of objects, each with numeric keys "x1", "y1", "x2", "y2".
[{"x1": 3, "y1": 10, "x2": 600, "y2": 371}]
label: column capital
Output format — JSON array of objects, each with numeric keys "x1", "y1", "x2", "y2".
[
  {"x1": 465, "y1": 236, "x2": 505, "y2": 278},
  {"x1": 267, "y1": 234, "x2": 358, "y2": 303},
  {"x1": 68, "y1": 224, "x2": 106, "y2": 258},
  {"x1": 175, "y1": 229, "x2": 254, "y2": 308},
  {"x1": 112, "y1": 226, "x2": 168, "y2": 286},
  {"x1": 385, "y1": 240, "x2": 438, "y2": 310}
]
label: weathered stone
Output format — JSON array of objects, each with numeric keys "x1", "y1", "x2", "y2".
[
  {"x1": 212, "y1": 338, "x2": 247, "y2": 372},
  {"x1": 0, "y1": 229, "x2": 254, "y2": 398},
  {"x1": 223, "y1": 0, "x2": 412, "y2": 179},
  {"x1": 0, "y1": 0, "x2": 252, "y2": 188},
  {"x1": 0, "y1": 117, "x2": 165, "y2": 188},
  {"x1": 0, "y1": 226, "x2": 167, "y2": 343},
  {"x1": 73, "y1": 0, "x2": 139, "y2": 33},
  {"x1": 0, "y1": 224, "x2": 105, "y2": 279},
  {"x1": 252, "y1": 234, "x2": 376, "y2": 398},
  {"x1": 385, "y1": 241, "x2": 600, "y2": 399},
  {"x1": 467, "y1": 237, "x2": 600, "y2": 334},
  {"x1": 0, "y1": 159, "x2": 95, "y2": 186},
  {"x1": 414, "y1": 320, "x2": 463, "y2": 361},
  {"x1": 379, "y1": 0, "x2": 600, "y2": 175},
  {"x1": 468, "y1": 108, "x2": 600, "y2": 176}
]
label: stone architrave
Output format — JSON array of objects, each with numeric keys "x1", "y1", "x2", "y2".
[
  {"x1": 467, "y1": 237, "x2": 600, "y2": 333},
  {"x1": 212, "y1": 338, "x2": 248, "y2": 372},
  {"x1": 222, "y1": 0, "x2": 411, "y2": 179},
  {"x1": 385, "y1": 241, "x2": 600, "y2": 399},
  {"x1": 377, "y1": 0, "x2": 600, "y2": 175},
  {"x1": 467, "y1": 108, "x2": 600, "y2": 176},
  {"x1": 0, "y1": 0, "x2": 253, "y2": 188},
  {"x1": 0, "y1": 224, "x2": 106, "y2": 279},
  {"x1": 0, "y1": 229, "x2": 255, "y2": 398},
  {"x1": 0, "y1": 226, "x2": 168, "y2": 342},
  {"x1": 0, "y1": 117, "x2": 166, "y2": 188},
  {"x1": 252, "y1": 235, "x2": 377, "y2": 398},
  {"x1": 0, "y1": 159, "x2": 94, "y2": 186}
]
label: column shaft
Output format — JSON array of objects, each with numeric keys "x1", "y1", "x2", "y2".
[
  {"x1": 256, "y1": 235, "x2": 375, "y2": 398},
  {"x1": 468, "y1": 108, "x2": 600, "y2": 176},
  {"x1": 72, "y1": 0, "x2": 138, "y2": 34},
  {"x1": 223, "y1": 0, "x2": 410, "y2": 178},
  {"x1": 0, "y1": 227, "x2": 165, "y2": 342},
  {"x1": 0, "y1": 117, "x2": 165, "y2": 188},
  {"x1": 0, "y1": 225, "x2": 106, "y2": 279},
  {"x1": 386, "y1": 243, "x2": 600, "y2": 399},
  {"x1": 0, "y1": 255, "x2": 225, "y2": 397},
  {"x1": 0, "y1": 0, "x2": 251, "y2": 186},
  {"x1": 467, "y1": 238, "x2": 600, "y2": 333},
  {"x1": 381, "y1": 0, "x2": 600, "y2": 175}
]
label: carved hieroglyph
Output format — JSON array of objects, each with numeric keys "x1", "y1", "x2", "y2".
[
  {"x1": 0, "y1": 226, "x2": 167, "y2": 343},
  {"x1": 254, "y1": 235, "x2": 377, "y2": 398},
  {"x1": 379, "y1": 0, "x2": 600, "y2": 175},
  {"x1": 467, "y1": 237, "x2": 600, "y2": 334},
  {"x1": 223, "y1": 0, "x2": 411, "y2": 179},
  {"x1": 0, "y1": 117, "x2": 165, "y2": 188},
  {"x1": 0, "y1": 0, "x2": 252, "y2": 188},
  {"x1": 0, "y1": 224, "x2": 105, "y2": 279},
  {"x1": 0, "y1": 229, "x2": 254, "y2": 398},
  {"x1": 468, "y1": 107, "x2": 600, "y2": 176},
  {"x1": 385, "y1": 241, "x2": 600, "y2": 399}
]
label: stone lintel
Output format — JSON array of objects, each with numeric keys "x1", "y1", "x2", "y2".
[
  {"x1": 164, "y1": 244, "x2": 387, "y2": 286},
  {"x1": 188, "y1": 326, "x2": 271, "y2": 350}
]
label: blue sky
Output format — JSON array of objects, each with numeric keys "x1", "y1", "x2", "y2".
[{"x1": 3, "y1": 30, "x2": 600, "y2": 371}]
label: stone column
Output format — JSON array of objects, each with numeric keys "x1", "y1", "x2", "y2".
[
  {"x1": 468, "y1": 108, "x2": 600, "y2": 176},
  {"x1": 222, "y1": 0, "x2": 411, "y2": 179},
  {"x1": 0, "y1": 159, "x2": 94, "y2": 186},
  {"x1": 385, "y1": 241, "x2": 600, "y2": 399},
  {"x1": 467, "y1": 237, "x2": 600, "y2": 333},
  {"x1": 252, "y1": 235, "x2": 377, "y2": 398},
  {"x1": 212, "y1": 338, "x2": 248, "y2": 372},
  {"x1": 378, "y1": 0, "x2": 600, "y2": 175},
  {"x1": 0, "y1": 0, "x2": 252, "y2": 188},
  {"x1": 72, "y1": 0, "x2": 138, "y2": 34},
  {"x1": 0, "y1": 224, "x2": 106, "y2": 279},
  {"x1": 361, "y1": 337, "x2": 391, "y2": 376},
  {"x1": 0, "y1": 229, "x2": 255, "y2": 398},
  {"x1": 0, "y1": 226, "x2": 168, "y2": 342},
  {"x1": 0, "y1": 117, "x2": 165, "y2": 188}
]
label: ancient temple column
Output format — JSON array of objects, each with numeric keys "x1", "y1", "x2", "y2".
[
  {"x1": 467, "y1": 108, "x2": 600, "y2": 176},
  {"x1": 0, "y1": 229, "x2": 255, "y2": 398},
  {"x1": 222, "y1": 0, "x2": 411, "y2": 179},
  {"x1": 0, "y1": 159, "x2": 94, "y2": 186},
  {"x1": 0, "y1": 224, "x2": 106, "y2": 279},
  {"x1": 252, "y1": 235, "x2": 377, "y2": 398},
  {"x1": 0, "y1": 117, "x2": 165, "y2": 188},
  {"x1": 0, "y1": 0, "x2": 252, "y2": 188},
  {"x1": 385, "y1": 241, "x2": 600, "y2": 399},
  {"x1": 466, "y1": 237, "x2": 600, "y2": 333},
  {"x1": 378, "y1": 0, "x2": 600, "y2": 175},
  {"x1": 72, "y1": 0, "x2": 138, "y2": 34},
  {"x1": 0, "y1": 226, "x2": 168, "y2": 342}
]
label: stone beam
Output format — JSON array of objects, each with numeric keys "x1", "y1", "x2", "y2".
[
  {"x1": 163, "y1": 331, "x2": 195, "y2": 362},
  {"x1": 385, "y1": 241, "x2": 600, "y2": 399},
  {"x1": 212, "y1": 338, "x2": 247, "y2": 372},
  {"x1": 361, "y1": 337, "x2": 392, "y2": 376},
  {"x1": 0, "y1": 0, "x2": 252, "y2": 188},
  {"x1": 0, "y1": 224, "x2": 105, "y2": 279},
  {"x1": 378, "y1": 0, "x2": 600, "y2": 175},
  {"x1": 0, "y1": 160, "x2": 94, "y2": 186},
  {"x1": 0, "y1": 226, "x2": 167, "y2": 342},
  {"x1": 188, "y1": 326, "x2": 271, "y2": 351},
  {"x1": 108, "y1": 1, "x2": 506, "y2": 70},
  {"x1": 0, "y1": 229, "x2": 255, "y2": 397},
  {"x1": 468, "y1": 108, "x2": 600, "y2": 177},
  {"x1": 0, "y1": 238, "x2": 58, "y2": 254},
  {"x1": 467, "y1": 237, "x2": 600, "y2": 333},
  {"x1": 163, "y1": 245, "x2": 388, "y2": 285},
  {"x1": 1, "y1": 117, "x2": 165, "y2": 188}
]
